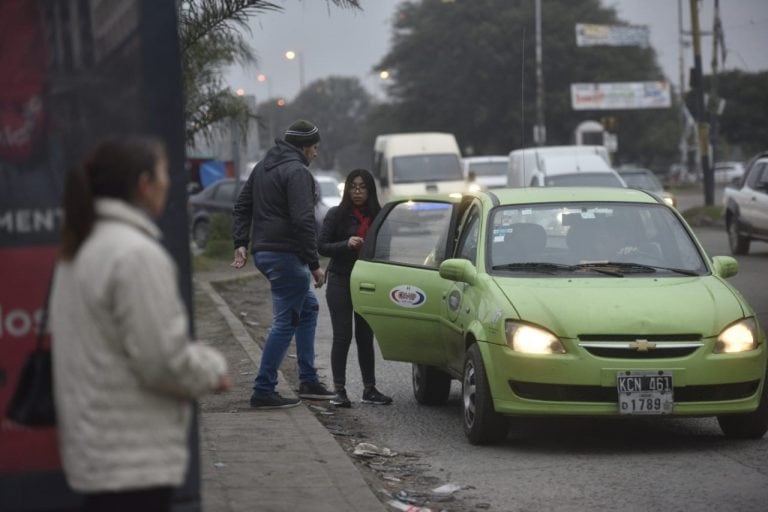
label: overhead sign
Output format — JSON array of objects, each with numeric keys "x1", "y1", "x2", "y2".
[
  {"x1": 571, "y1": 82, "x2": 672, "y2": 110},
  {"x1": 575, "y1": 23, "x2": 650, "y2": 47}
]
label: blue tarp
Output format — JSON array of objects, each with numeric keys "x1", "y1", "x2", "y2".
[{"x1": 200, "y1": 160, "x2": 226, "y2": 188}]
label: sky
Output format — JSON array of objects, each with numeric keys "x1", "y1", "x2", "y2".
[{"x1": 224, "y1": 0, "x2": 768, "y2": 103}]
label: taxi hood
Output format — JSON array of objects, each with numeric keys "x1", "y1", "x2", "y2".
[{"x1": 494, "y1": 276, "x2": 746, "y2": 339}]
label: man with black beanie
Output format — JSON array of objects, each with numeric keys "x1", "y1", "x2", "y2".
[{"x1": 231, "y1": 119, "x2": 334, "y2": 408}]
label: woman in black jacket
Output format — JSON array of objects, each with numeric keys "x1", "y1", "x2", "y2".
[{"x1": 319, "y1": 169, "x2": 392, "y2": 407}]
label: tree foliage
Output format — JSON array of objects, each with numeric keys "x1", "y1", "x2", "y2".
[
  {"x1": 284, "y1": 76, "x2": 374, "y2": 170},
  {"x1": 179, "y1": 0, "x2": 360, "y2": 145},
  {"x1": 703, "y1": 70, "x2": 768, "y2": 159},
  {"x1": 374, "y1": 0, "x2": 680, "y2": 167}
]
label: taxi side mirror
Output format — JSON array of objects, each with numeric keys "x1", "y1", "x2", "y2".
[
  {"x1": 439, "y1": 258, "x2": 477, "y2": 285},
  {"x1": 711, "y1": 255, "x2": 738, "y2": 279}
]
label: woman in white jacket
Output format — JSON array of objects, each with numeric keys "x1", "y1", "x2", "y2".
[{"x1": 50, "y1": 138, "x2": 231, "y2": 512}]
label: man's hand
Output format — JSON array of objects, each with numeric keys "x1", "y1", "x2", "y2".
[
  {"x1": 231, "y1": 247, "x2": 248, "y2": 269},
  {"x1": 311, "y1": 267, "x2": 325, "y2": 289}
]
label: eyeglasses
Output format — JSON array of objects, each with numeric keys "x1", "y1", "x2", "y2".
[{"x1": 349, "y1": 185, "x2": 367, "y2": 192}]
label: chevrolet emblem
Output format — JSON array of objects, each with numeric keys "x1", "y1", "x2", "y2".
[{"x1": 629, "y1": 339, "x2": 657, "y2": 351}]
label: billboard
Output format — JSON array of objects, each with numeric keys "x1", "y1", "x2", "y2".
[
  {"x1": 571, "y1": 81, "x2": 672, "y2": 110},
  {"x1": 575, "y1": 23, "x2": 650, "y2": 47},
  {"x1": 0, "y1": 0, "x2": 194, "y2": 509}
]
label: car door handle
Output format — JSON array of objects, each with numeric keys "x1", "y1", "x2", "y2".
[{"x1": 359, "y1": 282, "x2": 376, "y2": 293}]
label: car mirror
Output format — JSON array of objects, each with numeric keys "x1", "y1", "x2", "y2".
[
  {"x1": 439, "y1": 258, "x2": 477, "y2": 285},
  {"x1": 711, "y1": 256, "x2": 738, "y2": 279}
]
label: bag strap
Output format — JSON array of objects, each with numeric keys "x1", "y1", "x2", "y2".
[{"x1": 37, "y1": 272, "x2": 53, "y2": 351}]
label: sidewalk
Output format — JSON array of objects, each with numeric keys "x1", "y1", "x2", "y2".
[{"x1": 194, "y1": 271, "x2": 387, "y2": 512}]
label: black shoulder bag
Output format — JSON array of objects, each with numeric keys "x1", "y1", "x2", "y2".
[{"x1": 5, "y1": 280, "x2": 56, "y2": 427}]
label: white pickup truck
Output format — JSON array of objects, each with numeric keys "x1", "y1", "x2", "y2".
[{"x1": 723, "y1": 151, "x2": 768, "y2": 254}]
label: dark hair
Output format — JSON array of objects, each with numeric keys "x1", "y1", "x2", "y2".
[
  {"x1": 338, "y1": 169, "x2": 381, "y2": 218},
  {"x1": 60, "y1": 137, "x2": 167, "y2": 260}
]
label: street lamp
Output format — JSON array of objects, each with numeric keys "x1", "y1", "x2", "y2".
[
  {"x1": 284, "y1": 50, "x2": 305, "y2": 92},
  {"x1": 256, "y1": 72, "x2": 273, "y2": 99}
]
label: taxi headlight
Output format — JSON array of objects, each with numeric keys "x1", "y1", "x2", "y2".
[
  {"x1": 505, "y1": 321, "x2": 565, "y2": 354},
  {"x1": 663, "y1": 196, "x2": 676, "y2": 207},
  {"x1": 715, "y1": 318, "x2": 758, "y2": 353}
]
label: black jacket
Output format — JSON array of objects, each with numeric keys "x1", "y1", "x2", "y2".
[
  {"x1": 318, "y1": 206, "x2": 370, "y2": 276},
  {"x1": 232, "y1": 139, "x2": 319, "y2": 270}
]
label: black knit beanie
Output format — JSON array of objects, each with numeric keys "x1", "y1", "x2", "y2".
[{"x1": 284, "y1": 119, "x2": 320, "y2": 148}]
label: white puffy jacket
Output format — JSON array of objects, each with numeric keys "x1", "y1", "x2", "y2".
[{"x1": 50, "y1": 199, "x2": 226, "y2": 492}]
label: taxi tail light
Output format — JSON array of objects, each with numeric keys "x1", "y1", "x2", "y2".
[
  {"x1": 505, "y1": 321, "x2": 565, "y2": 354},
  {"x1": 715, "y1": 318, "x2": 758, "y2": 353}
]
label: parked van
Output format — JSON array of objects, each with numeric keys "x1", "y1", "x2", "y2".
[
  {"x1": 507, "y1": 145, "x2": 625, "y2": 188},
  {"x1": 373, "y1": 132, "x2": 470, "y2": 200}
]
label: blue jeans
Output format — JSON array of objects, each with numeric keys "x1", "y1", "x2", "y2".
[{"x1": 252, "y1": 251, "x2": 320, "y2": 396}]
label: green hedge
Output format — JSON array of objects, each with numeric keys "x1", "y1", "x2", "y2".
[{"x1": 203, "y1": 213, "x2": 235, "y2": 259}]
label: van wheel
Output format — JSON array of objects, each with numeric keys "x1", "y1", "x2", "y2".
[
  {"x1": 462, "y1": 344, "x2": 507, "y2": 445},
  {"x1": 412, "y1": 364, "x2": 451, "y2": 405},
  {"x1": 717, "y1": 376, "x2": 768, "y2": 439}
]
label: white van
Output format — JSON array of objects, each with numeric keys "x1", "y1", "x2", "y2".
[
  {"x1": 462, "y1": 155, "x2": 509, "y2": 189},
  {"x1": 373, "y1": 132, "x2": 470, "y2": 200},
  {"x1": 507, "y1": 145, "x2": 625, "y2": 188}
]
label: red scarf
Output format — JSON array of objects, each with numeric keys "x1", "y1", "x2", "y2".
[{"x1": 352, "y1": 207, "x2": 371, "y2": 239}]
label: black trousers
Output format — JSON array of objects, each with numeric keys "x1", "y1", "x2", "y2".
[
  {"x1": 82, "y1": 486, "x2": 174, "y2": 512},
  {"x1": 325, "y1": 272, "x2": 375, "y2": 389}
]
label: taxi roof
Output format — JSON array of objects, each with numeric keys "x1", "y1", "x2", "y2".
[
  {"x1": 484, "y1": 186, "x2": 662, "y2": 206},
  {"x1": 389, "y1": 187, "x2": 664, "y2": 208}
]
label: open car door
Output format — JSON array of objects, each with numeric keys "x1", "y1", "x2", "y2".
[{"x1": 350, "y1": 197, "x2": 460, "y2": 366}]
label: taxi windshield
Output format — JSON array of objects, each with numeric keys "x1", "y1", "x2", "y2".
[{"x1": 488, "y1": 202, "x2": 707, "y2": 275}]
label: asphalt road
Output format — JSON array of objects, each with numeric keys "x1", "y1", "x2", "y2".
[{"x1": 311, "y1": 223, "x2": 768, "y2": 512}]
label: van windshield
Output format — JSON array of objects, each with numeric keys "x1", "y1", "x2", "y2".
[
  {"x1": 545, "y1": 173, "x2": 625, "y2": 187},
  {"x1": 392, "y1": 154, "x2": 464, "y2": 183}
]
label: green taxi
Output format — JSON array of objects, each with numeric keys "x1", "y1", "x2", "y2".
[{"x1": 350, "y1": 188, "x2": 767, "y2": 444}]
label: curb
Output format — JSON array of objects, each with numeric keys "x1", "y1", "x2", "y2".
[{"x1": 194, "y1": 274, "x2": 388, "y2": 512}]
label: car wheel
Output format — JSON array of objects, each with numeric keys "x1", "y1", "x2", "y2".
[
  {"x1": 717, "y1": 376, "x2": 768, "y2": 439},
  {"x1": 727, "y1": 216, "x2": 750, "y2": 255},
  {"x1": 192, "y1": 219, "x2": 210, "y2": 249},
  {"x1": 462, "y1": 344, "x2": 507, "y2": 445},
  {"x1": 412, "y1": 364, "x2": 451, "y2": 405}
]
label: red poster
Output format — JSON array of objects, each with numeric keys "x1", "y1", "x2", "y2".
[{"x1": 0, "y1": 247, "x2": 59, "y2": 472}]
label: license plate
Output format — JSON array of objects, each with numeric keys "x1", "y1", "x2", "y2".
[{"x1": 617, "y1": 371, "x2": 673, "y2": 415}]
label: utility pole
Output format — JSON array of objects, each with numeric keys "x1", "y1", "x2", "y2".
[
  {"x1": 689, "y1": 0, "x2": 713, "y2": 206},
  {"x1": 677, "y1": 0, "x2": 689, "y2": 183},
  {"x1": 534, "y1": 0, "x2": 546, "y2": 146},
  {"x1": 709, "y1": 0, "x2": 722, "y2": 178}
]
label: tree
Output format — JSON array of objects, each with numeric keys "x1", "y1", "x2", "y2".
[
  {"x1": 287, "y1": 76, "x2": 374, "y2": 170},
  {"x1": 703, "y1": 70, "x2": 768, "y2": 159},
  {"x1": 179, "y1": 0, "x2": 360, "y2": 145},
  {"x1": 374, "y1": 0, "x2": 680, "y2": 167},
  {"x1": 254, "y1": 76, "x2": 374, "y2": 171}
]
